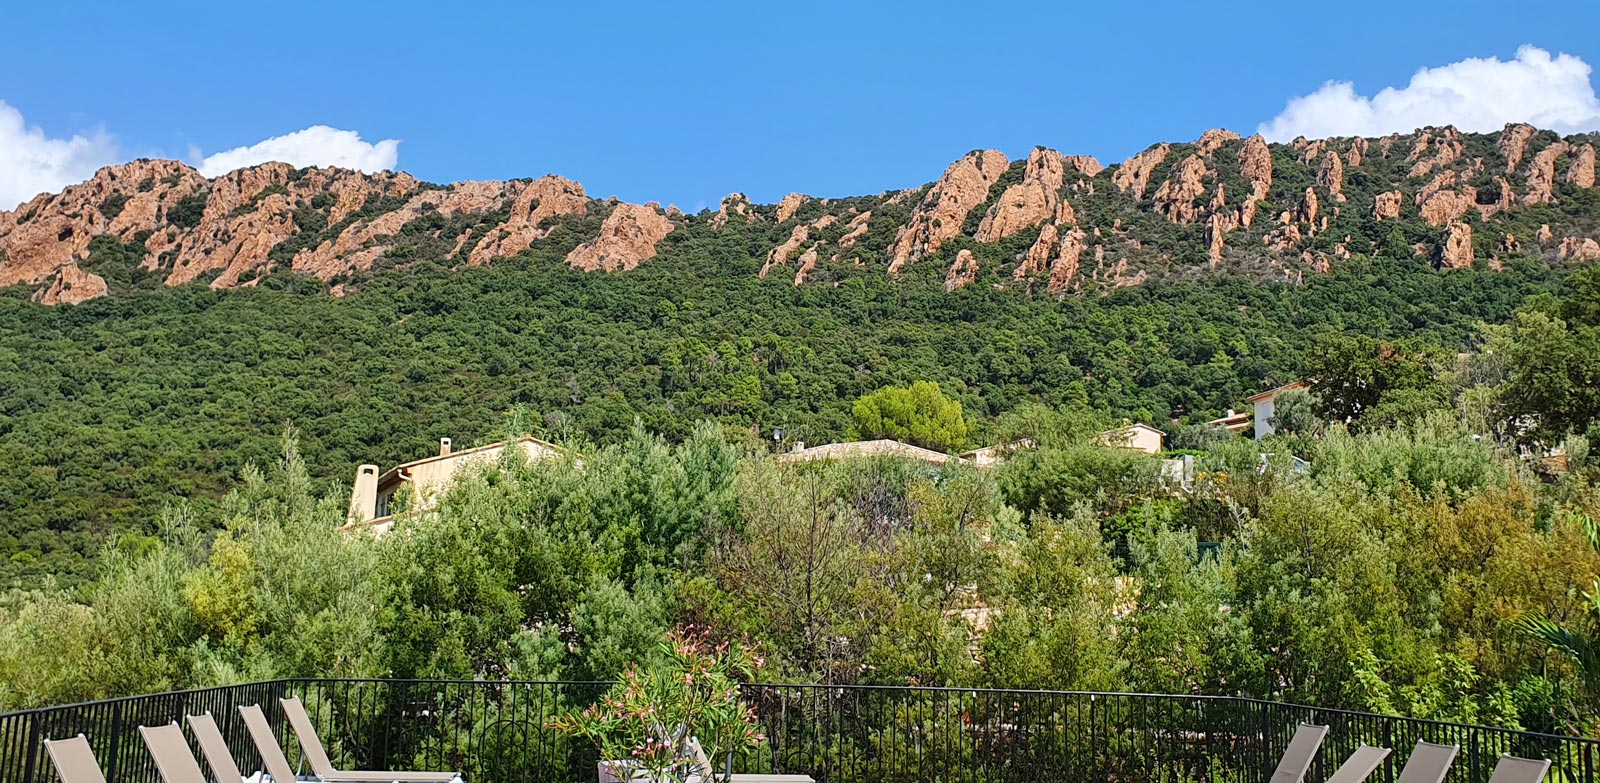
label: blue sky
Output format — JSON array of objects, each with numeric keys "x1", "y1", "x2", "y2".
[{"x1": 5, "y1": 0, "x2": 1600, "y2": 210}]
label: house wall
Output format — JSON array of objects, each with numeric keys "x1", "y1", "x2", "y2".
[
  {"x1": 1254, "y1": 397, "x2": 1277, "y2": 440},
  {"x1": 1125, "y1": 427, "x2": 1164, "y2": 455},
  {"x1": 348, "y1": 438, "x2": 561, "y2": 528}
]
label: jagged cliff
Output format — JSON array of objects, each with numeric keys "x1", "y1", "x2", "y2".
[{"x1": 4, "y1": 123, "x2": 1600, "y2": 304}]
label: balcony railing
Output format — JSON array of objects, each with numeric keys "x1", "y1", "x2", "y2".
[{"x1": 2, "y1": 679, "x2": 1596, "y2": 783}]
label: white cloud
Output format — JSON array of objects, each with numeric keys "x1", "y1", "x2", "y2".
[
  {"x1": 195, "y1": 125, "x2": 399, "y2": 177},
  {"x1": 1259, "y1": 45, "x2": 1600, "y2": 141},
  {"x1": 0, "y1": 100, "x2": 119, "y2": 210}
]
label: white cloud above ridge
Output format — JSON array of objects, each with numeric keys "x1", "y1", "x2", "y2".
[
  {"x1": 0, "y1": 100, "x2": 119, "y2": 211},
  {"x1": 1259, "y1": 45, "x2": 1600, "y2": 142},
  {"x1": 194, "y1": 125, "x2": 399, "y2": 177}
]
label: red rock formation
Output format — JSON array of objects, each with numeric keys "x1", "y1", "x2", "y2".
[
  {"x1": 1537, "y1": 224, "x2": 1554, "y2": 246},
  {"x1": 1195, "y1": 129, "x2": 1241, "y2": 156},
  {"x1": 1559, "y1": 236, "x2": 1600, "y2": 262},
  {"x1": 565, "y1": 203, "x2": 675, "y2": 272},
  {"x1": 1063, "y1": 155, "x2": 1104, "y2": 177},
  {"x1": 1570, "y1": 144, "x2": 1597, "y2": 189},
  {"x1": 32, "y1": 263, "x2": 108, "y2": 305},
  {"x1": 1295, "y1": 187, "x2": 1320, "y2": 227},
  {"x1": 1050, "y1": 228, "x2": 1088, "y2": 293},
  {"x1": 1346, "y1": 138, "x2": 1369, "y2": 167},
  {"x1": 838, "y1": 211, "x2": 871, "y2": 248},
  {"x1": 1500, "y1": 124, "x2": 1538, "y2": 172},
  {"x1": 793, "y1": 247, "x2": 822, "y2": 286},
  {"x1": 761, "y1": 215, "x2": 837, "y2": 277},
  {"x1": 887, "y1": 150, "x2": 1009, "y2": 275},
  {"x1": 977, "y1": 147, "x2": 1067, "y2": 242},
  {"x1": 1438, "y1": 222, "x2": 1474, "y2": 269},
  {"x1": 1017, "y1": 223, "x2": 1058, "y2": 280},
  {"x1": 467, "y1": 175, "x2": 588, "y2": 266},
  {"x1": 944, "y1": 249, "x2": 979, "y2": 291},
  {"x1": 775, "y1": 193, "x2": 807, "y2": 223},
  {"x1": 1238, "y1": 135, "x2": 1273, "y2": 228},
  {"x1": 1500, "y1": 234, "x2": 1522, "y2": 255},
  {"x1": 1523, "y1": 142, "x2": 1571, "y2": 205},
  {"x1": 1408, "y1": 127, "x2": 1464, "y2": 178},
  {"x1": 710, "y1": 193, "x2": 754, "y2": 229},
  {"x1": 1373, "y1": 190, "x2": 1404, "y2": 220},
  {"x1": 292, "y1": 180, "x2": 513, "y2": 280},
  {"x1": 1112, "y1": 144, "x2": 1171, "y2": 200},
  {"x1": 1153, "y1": 155, "x2": 1209, "y2": 225},
  {"x1": 1317, "y1": 151, "x2": 1346, "y2": 202},
  {"x1": 1415, "y1": 171, "x2": 1476, "y2": 227}
]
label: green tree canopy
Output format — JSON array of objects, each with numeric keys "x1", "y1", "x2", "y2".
[{"x1": 850, "y1": 381, "x2": 970, "y2": 453}]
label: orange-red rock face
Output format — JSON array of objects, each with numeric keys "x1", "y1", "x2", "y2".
[
  {"x1": 887, "y1": 149, "x2": 1009, "y2": 275},
  {"x1": 565, "y1": 203, "x2": 676, "y2": 272}
]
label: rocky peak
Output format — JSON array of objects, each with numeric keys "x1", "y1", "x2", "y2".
[
  {"x1": 710, "y1": 193, "x2": 754, "y2": 229},
  {"x1": 1499, "y1": 124, "x2": 1538, "y2": 172},
  {"x1": 976, "y1": 147, "x2": 1069, "y2": 242},
  {"x1": 1408, "y1": 126, "x2": 1464, "y2": 178},
  {"x1": 1152, "y1": 155, "x2": 1209, "y2": 225},
  {"x1": 775, "y1": 193, "x2": 808, "y2": 223},
  {"x1": 887, "y1": 149, "x2": 1009, "y2": 275},
  {"x1": 1317, "y1": 151, "x2": 1346, "y2": 202},
  {"x1": 1569, "y1": 145, "x2": 1598, "y2": 189},
  {"x1": 1195, "y1": 129, "x2": 1242, "y2": 156},
  {"x1": 565, "y1": 203, "x2": 675, "y2": 272},
  {"x1": 1111, "y1": 144, "x2": 1171, "y2": 200},
  {"x1": 467, "y1": 175, "x2": 588, "y2": 266},
  {"x1": 1523, "y1": 142, "x2": 1571, "y2": 205}
]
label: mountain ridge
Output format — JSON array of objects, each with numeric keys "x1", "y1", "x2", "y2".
[{"x1": 4, "y1": 123, "x2": 1599, "y2": 305}]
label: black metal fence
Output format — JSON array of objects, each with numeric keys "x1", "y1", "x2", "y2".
[{"x1": 2, "y1": 680, "x2": 1597, "y2": 783}]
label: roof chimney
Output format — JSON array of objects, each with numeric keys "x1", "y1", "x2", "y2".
[
  {"x1": 791, "y1": 441, "x2": 805, "y2": 453},
  {"x1": 440, "y1": 437, "x2": 452, "y2": 457}
]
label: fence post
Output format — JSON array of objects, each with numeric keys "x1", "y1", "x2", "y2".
[{"x1": 23, "y1": 714, "x2": 41, "y2": 783}]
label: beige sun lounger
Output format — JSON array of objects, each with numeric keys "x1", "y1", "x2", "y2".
[
  {"x1": 1488, "y1": 755, "x2": 1553, "y2": 783},
  {"x1": 240, "y1": 704, "x2": 306, "y2": 783},
  {"x1": 187, "y1": 712, "x2": 250, "y2": 783},
  {"x1": 279, "y1": 697, "x2": 458, "y2": 783},
  {"x1": 139, "y1": 723, "x2": 211, "y2": 783},
  {"x1": 1270, "y1": 723, "x2": 1330, "y2": 783},
  {"x1": 42, "y1": 735, "x2": 109, "y2": 783},
  {"x1": 1396, "y1": 740, "x2": 1459, "y2": 783},
  {"x1": 1324, "y1": 744, "x2": 1392, "y2": 783}
]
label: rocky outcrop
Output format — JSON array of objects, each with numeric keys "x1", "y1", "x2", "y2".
[
  {"x1": 1063, "y1": 155, "x2": 1105, "y2": 177},
  {"x1": 1195, "y1": 129, "x2": 1241, "y2": 156},
  {"x1": 710, "y1": 193, "x2": 754, "y2": 229},
  {"x1": 1523, "y1": 142, "x2": 1570, "y2": 205},
  {"x1": 1017, "y1": 223, "x2": 1059, "y2": 280},
  {"x1": 944, "y1": 249, "x2": 979, "y2": 291},
  {"x1": 761, "y1": 215, "x2": 837, "y2": 278},
  {"x1": 1537, "y1": 224, "x2": 1554, "y2": 246},
  {"x1": 1152, "y1": 155, "x2": 1209, "y2": 225},
  {"x1": 1570, "y1": 145, "x2": 1597, "y2": 189},
  {"x1": 1295, "y1": 187, "x2": 1320, "y2": 227},
  {"x1": 1112, "y1": 144, "x2": 1171, "y2": 200},
  {"x1": 887, "y1": 150, "x2": 1009, "y2": 275},
  {"x1": 1438, "y1": 222, "x2": 1474, "y2": 269},
  {"x1": 1559, "y1": 237, "x2": 1600, "y2": 262},
  {"x1": 1238, "y1": 135, "x2": 1273, "y2": 228},
  {"x1": 565, "y1": 203, "x2": 675, "y2": 272},
  {"x1": 1050, "y1": 228, "x2": 1088, "y2": 292},
  {"x1": 1408, "y1": 127, "x2": 1464, "y2": 178},
  {"x1": 775, "y1": 193, "x2": 807, "y2": 223},
  {"x1": 838, "y1": 211, "x2": 871, "y2": 248},
  {"x1": 32, "y1": 263, "x2": 108, "y2": 305},
  {"x1": 1317, "y1": 151, "x2": 1346, "y2": 202},
  {"x1": 1346, "y1": 138, "x2": 1369, "y2": 167},
  {"x1": 1500, "y1": 124, "x2": 1538, "y2": 172},
  {"x1": 1373, "y1": 190, "x2": 1404, "y2": 220},
  {"x1": 291, "y1": 180, "x2": 514, "y2": 280},
  {"x1": 467, "y1": 175, "x2": 588, "y2": 265},
  {"x1": 1415, "y1": 171, "x2": 1475, "y2": 227},
  {"x1": 977, "y1": 148, "x2": 1068, "y2": 242}
]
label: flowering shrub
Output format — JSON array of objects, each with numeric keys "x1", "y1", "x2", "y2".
[{"x1": 547, "y1": 626, "x2": 766, "y2": 782}]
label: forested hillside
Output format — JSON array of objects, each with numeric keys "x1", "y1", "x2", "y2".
[{"x1": 0, "y1": 253, "x2": 1565, "y2": 585}]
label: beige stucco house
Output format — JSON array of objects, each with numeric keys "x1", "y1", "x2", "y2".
[
  {"x1": 346, "y1": 435, "x2": 563, "y2": 533},
  {"x1": 1097, "y1": 423, "x2": 1166, "y2": 455}
]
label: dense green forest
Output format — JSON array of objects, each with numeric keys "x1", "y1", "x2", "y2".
[{"x1": 0, "y1": 237, "x2": 1567, "y2": 585}]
